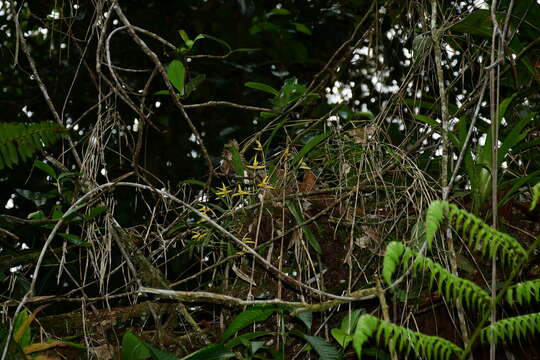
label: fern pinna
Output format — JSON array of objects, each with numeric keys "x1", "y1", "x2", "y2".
[
  {"x1": 481, "y1": 313, "x2": 540, "y2": 346},
  {"x1": 504, "y1": 279, "x2": 540, "y2": 306},
  {"x1": 425, "y1": 200, "x2": 527, "y2": 269},
  {"x1": 0, "y1": 121, "x2": 65, "y2": 170},
  {"x1": 353, "y1": 314, "x2": 464, "y2": 360},
  {"x1": 383, "y1": 241, "x2": 490, "y2": 312}
]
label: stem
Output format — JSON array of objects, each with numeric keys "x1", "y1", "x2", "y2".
[{"x1": 431, "y1": 0, "x2": 471, "y2": 350}]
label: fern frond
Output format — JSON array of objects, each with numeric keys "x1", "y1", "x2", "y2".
[
  {"x1": 446, "y1": 203, "x2": 526, "y2": 269},
  {"x1": 353, "y1": 314, "x2": 464, "y2": 360},
  {"x1": 481, "y1": 312, "x2": 540, "y2": 345},
  {"x1": 383, "y1": 241, "x2": 490, "y2": 312},
  {"x1": 531, "y1": 182, "x2": 540, "y2": 211},
  {"x1": 504, "y1": 279, "x2": 540, "y2": 306},
  {"x1": 425, "y1": 200, "x2": 448, "y2": 249},
  {"x1": 0, "y1": 121, "x2": 65, "y2": 170},
  {"x1": 424, "y1": 200, "x2": 527, "y2": 269}
]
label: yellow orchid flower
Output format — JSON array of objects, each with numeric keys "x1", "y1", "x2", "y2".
[
  {"x1": 191, "y1": 230, "x2": 208, "y2": 240},
  {"x1": 215, "y1": 183, "x2": 232, "y2": 198},
  {"x1": 299, "y1": 160, "x2": 311, "y2": 170},
  {"x1": 257, "y1": 176, "x2": 275, "y2": 190},
  {"x1": 246, "y1": 155, "x2": 265, "y2": 170},
  {"x1": 254, "y1": 140, "x2": 264, "y2": 152},
  {"x1": 232, "y1": 184, "x2": 250, "y2": 197}
]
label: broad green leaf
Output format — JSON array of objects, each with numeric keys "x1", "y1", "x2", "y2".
[
  {"x1": 245, "y1": 82, "x2": 279, "y2": 96},
  {"x1": 292, "y1": 132, "x2": 331, "y2": 166},
  {"x1": 413, "y1": 114, "x2": 439, "y2": 128},
  {"x1": 340, "y1": 309, "x2": 364, "y2": 334},
  {"x1": 296, "y1": 311, "x2": 312, "y2": 330},
  {"x1": 28, "y1": 210, "x2": 46, "y2": 220},
  {"x1": 222, "y1": 305, "x2": 280, "y2": 341},
  {"x1": 84, "y1": 206, "x2": 108, "y2": 221},
  {"x1": 226, "y1": 142, "x2": 245, "y2": 175},
  {"x1": 13, "y1": 309, "x2": 31, "y2": 348},
  {"x1": 122, "y1": 332, "x2": 151, "y2": 360},
  {"x1": 291, "y1": 330, "x2": 341, "y2": 360},
  {"x1": 451, "y1": 10, "x2": 492, "y2": 38},
  {"x1": 59, "y1": 233, "x2": 90, "y2": 247},
  {"x1": 292, "y1": 23, "x2": 311, "y2": 35},
  {"x1": 183, "y1": 344, "x2": 235, "y2": 360},
  {"x1": 33, "y1": 160, "x2": 57, "y2": 179},
  {"x1": 331, "y1": 328, "x2": 352, "y2": 349},
  {"x1": 167, "y1": 60, "x2": 186, "y2": 95}
]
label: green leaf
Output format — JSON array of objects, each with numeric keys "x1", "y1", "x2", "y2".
[
  {"x1": 154, "y1": 90, "x2": 170, "y2": 95},
  {"x1": 183, "y1": 344, "x2": 235, "y2": 360},
  {"x1": 292, "y1": 132, "x2": 331, "y2": 167},
  {"x1": 249, "y1": 341, "x2": 265, "y2": 355},
  {"x1": 291, "y1": 330, "x2": 341, "y2": 360},
  {"x1": 451, "y1": 10, "x2": 493, "y2": 38},
  {"x1": 13, "y1": 309, "x2": 31, "y2": 348},
  {"x1": 226, "y1": 142, "x2": 245, "y2": 176},
  {"x1": 292, "y1": 23, "x2": 311, "y2": 35},
  {"x1": 224, "y1": 331, "x2": 273, "y2": 348},
  {"x1": 122, "y1": 331, "x2": 151, "y2": 360},
  {"x1": 267, "y1": 8, "x2": 291, "y2": 16},
  {"x1": 167, "y1": 60, "x2": 186, "y2": 95},
  {"x1": 340, "y1": 309, "x2": 364, "y2": 334},
  {"x1": 331, "y1": 328, "x2": 352, "y2": 349},
  {"x1": 296, "y1": 311, "x2": 313, "y2": 331},
  {"x1": 58, "y1": 233, "x2": 90, "y2": 247},
  {"x1": 84, "y1": 206, "x2": 108, "y2": 221},
  {"x1": 28, "y1": 210, "x2": 46, "y2": 220},
  {"x1": 222, "y1": 305, "x2": 280, "y2": 341},
  {"x1": 413, "y1": 114, "x2": 439, "y2": 128},
  {"x1": 184, "y1": 74, "x2": 206, "y2": 97},
  {"x1": 245, "y1": 82, "x2": 279, "y2": 96},
  {"x1": 286, "y1": 200, "x2": 321, "y2": 254},
  {"x1": 33, "y1": 160, "x2": 57, "y2": 179},
  {"x1": 179, "y1": 30, "x2": 190, "y2": 44}
]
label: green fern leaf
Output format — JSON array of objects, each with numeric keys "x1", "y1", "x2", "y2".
[
  {"x1": 447, "y1": 203, "x2": 527, "y2": 269},
  {"x1": 425, "y1": 200, "x2": 447, "y2": 249},
  {"x1": 353, "y1": 313, "x2": 378, "y2": 358},
  {"x1": 481, "y1": 313, "x2": 540, "y2": 345},
  {"x1": 504, "y1": 279, "x2": 540, "y2": 306},
  {"x1": 382, "y1": 241, "x2": 406, "y2": 285},
  {"x1": 353, "y1": 314, "x2": 463, "y2": 359},
  {"x1": 383, "y1": 242, "x2": 490, "y2": 312},
  {"x1": 423, "y1": 201, "x2": 527, "y2": 269},
  {"x1": 0, "y1": 122, "x2": 65, "y2": 170}
]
